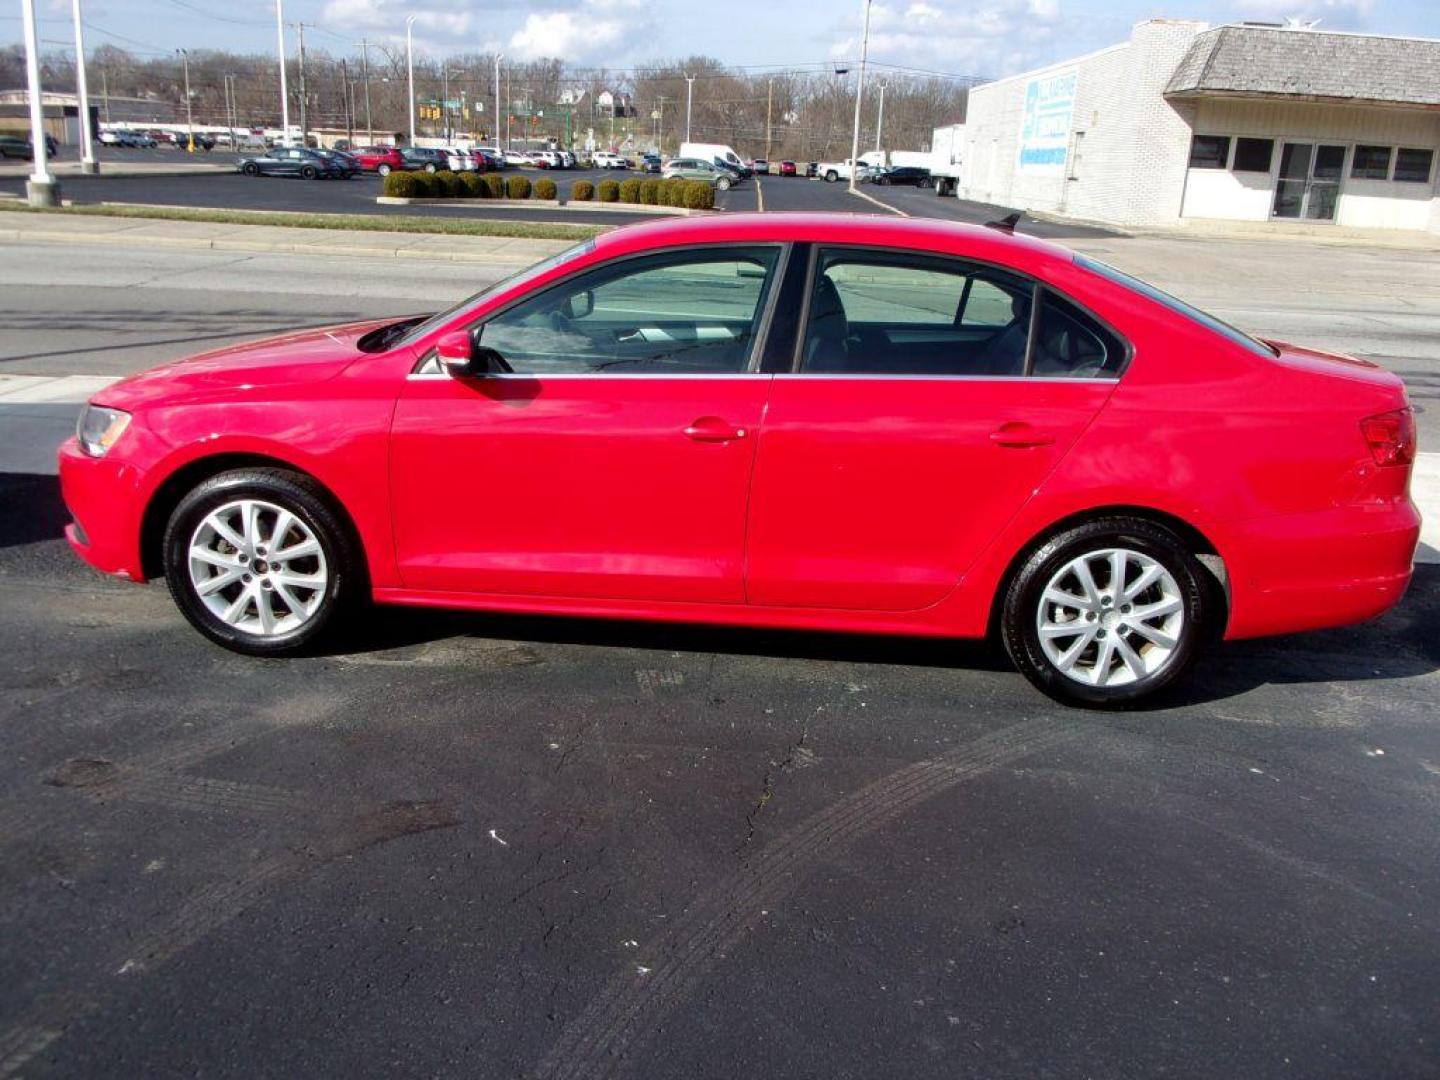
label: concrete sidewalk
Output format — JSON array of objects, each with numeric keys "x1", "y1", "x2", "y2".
[{"x1": 0, "y1": 209, "x2": 574, "y2": 264}]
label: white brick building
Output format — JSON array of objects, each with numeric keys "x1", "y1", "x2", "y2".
[{"x1": 954, "y1": 20, "x2": 1440, "y2": 235}]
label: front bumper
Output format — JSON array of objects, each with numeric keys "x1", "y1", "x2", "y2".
[
  {"x1": 58, "y1": 437, "x2": 150, "y2": 582},
  {"x1": 1218, "y1": 497, "x2": 1421, "y2": 639}
]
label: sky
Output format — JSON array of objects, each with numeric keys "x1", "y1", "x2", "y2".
[{"x1": 17, "y1": 0, "x2": 1440, "y2": 80}]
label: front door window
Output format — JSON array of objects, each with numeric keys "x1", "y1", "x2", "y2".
[{"x1": 1273, "y1": 143, "x2": 1346, "y2": 221}]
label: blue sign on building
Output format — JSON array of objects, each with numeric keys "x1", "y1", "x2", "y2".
[{"x1": 1017, "y1": 70, "x2": 1077, "y2": 173}]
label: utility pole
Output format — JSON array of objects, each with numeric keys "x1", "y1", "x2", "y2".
[
  {"x1": 405, "y1": 14, "x2": 417, "y2": 146},
  {"x1": 293, "y1": 23, "x2": 307, "y2": 146},
  {"x1": 493, "y1": 54, "x2": 500, "y2": 147},
  {"x1": 505, "y1": 69, "x2": 511, "y2": 150},
  {"x1": 20, "y1": 0, "x2": 56, "y2": 205},
  {"x1": 684, "y1": 74, "x2": 694, "y2": 144},
  {"x1": 71, "y1": 0, "x2": 97, "y2": 173},
  {"x1": 101, "y1": 66, "x2": 110, "y2": 124},
  {"x1": 275, "y1": 0, "x2": 290, "y2": 146},
  {"x1": 847, "y1": 0, "x2": 873, "y2": 193},
  {"x1": 765, "y1": 79, "x2": 773, "y2": 162},
  {"x1": 441, "y1": 66, "x2": 449, "y2": 141},
  {"x1": 360, "y1": 39, "x2": 373, "y2": 144},
  {"x1": 341, "y1": 58, "x2": 352, "y2": 144},
  {"x1": 177, "y1": 49, "x2": 194, "y2": 151},
  {"x1": 874, "y1": 80, "x2": 886, "y2": 154}
]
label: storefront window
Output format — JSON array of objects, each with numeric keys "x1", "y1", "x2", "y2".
[
  {"x1": 1188, "y1": 135, "x2": 1230, "y2": 170},
  {"x1": 1231, "y1": 138, "x2": 1274, "y2": 173},
  {"x1": 1351, "y1": 145, "x2": 1392, "y2": 180},
  {"x1": 1394, "y1": 148, "x2": 1435, "y2": 184}
]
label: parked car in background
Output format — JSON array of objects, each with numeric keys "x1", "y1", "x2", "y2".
[
  {"x1": 525, "y1": 151, "x2": 552, "y2": 168},
  {"x1": 818, "y1": 158, "x2": 874, "y2": 183},
  {"x1": 353, "y1": 145, "x2": 405, "y2": 176},
  {"x1": 640, "y1": 153, "x2": 662, "y2": 173},
  {"x1": 441, "y1": 147, "x2": 477, "y2": 172},
  {"x1": 592, "y1": 150, "x2": 627, "y2": 169},
  {"x1": 662, "y1": 157, "x2": 739, "y2": 190},
  {"x1": 805, "y1": 162, "x2": 819, "y2": 178},
  {"x1": 873, "y1": 165, "x2": 934, "y2": 187},
  {"x1": 680, "y1": 141, "x2": 747, "y2": 175},
  {"x1": 751, "y1": 159, "x2": 770, "y2": 175},
  {"x1": 502, "y1": 149, "x2": 530, "y2": 167},
  {"x1": 100, "y1": 129, "x2": 154, "y2": 148},
  {"x1": 472, "y1": 146, "x2": 506, "y2": 169},
  {"x1": 778, "y1": 160, "x2": 797, "y2": 176},
  {"x1": 237, "y1": 146, "x2": 347, "y2": 179},
  {"x1": 400, "y1": 147, "x2": 448, "y2": 174},
  {"x1": 558, "y1": 150, "x2": 576, "y2": 168},
  {"x1": 0, "y1": 135, "x2": 33, "y2": 160},
  {"x1": 59, "y1": 213, "x2": 1420, "y2": 707},
  {"x1": 314, "y1": 148, "x2": 361, "y2": 177}
]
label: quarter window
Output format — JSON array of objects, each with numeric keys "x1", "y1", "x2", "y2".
[
  {"x1": 1188, "y1": 135, "x2": 1230, "y2": 170},
  {"x1": 1231, "y1": 138, "x2": 1274, "y2": 173},
  {"x1": 1394, "y1": 148, "x2": 1435, "y2": 183},
  {"x1": 1351, "y1": 145, "x2": 1392, "y2": 180},
  {"x1": 1030, "y1": 292, "x2": 1126, "y2": 378},
  {"x1": 477, "y1": 247, "x2": 780, "y2": 375}
]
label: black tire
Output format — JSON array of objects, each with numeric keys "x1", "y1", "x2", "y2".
[
  {"x1": 424, "y1": 163, "x2": 437, "y2": 174},
  {"x1": 1001, "y1": 517, "x2": 1209, "y2": 708},
  {"x1": 716, "y1": 176, "x2": 731, "y2": 191},
  {"x1": 377, "y1": 163, "x2": 391, "y2": 176},
  {"x1": 300, "y1": 165, "x2": 317, "y2": 179},
  {"x1": 162, "y1": 468, "x2": 364, "y2": 657},
  {"x1": 242, "y1": 162, "x2": 259, "y2": 176},
  {"x1": 825, "y1": 170, "x2": 838, "y2": 182}
]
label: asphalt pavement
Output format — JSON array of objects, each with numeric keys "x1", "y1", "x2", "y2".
[{"x1": 2, "y1": 231, "x2": 1439, "y2": 1080}]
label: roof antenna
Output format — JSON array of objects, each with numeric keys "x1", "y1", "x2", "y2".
[{"x1": 985, "y1": 211, "x2": 1023, "y2": 234}]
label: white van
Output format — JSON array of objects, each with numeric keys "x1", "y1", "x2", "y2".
[{"x1": 680, "y1": 142, "x2": 746, "y2": 175}]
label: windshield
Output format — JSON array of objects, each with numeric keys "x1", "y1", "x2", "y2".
[
  {"x1": 392, "y1": 238, "x2": 597, "y2": 350},
  {"x1": 1074, "y1": 254, "x2": 1277, "y2": 358}
]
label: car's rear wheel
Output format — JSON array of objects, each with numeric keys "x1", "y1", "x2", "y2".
[
  {"x1": 716, "y1": 176, "x2": 731, "y2": 191},
  {"x1": 163, "y1": 469, "x2": 363, "y2": 656},
  {"x1": 424, "y1": 163, "x2": 437, "y2": 174},
  {"x1": 1002, "y1": 517, "x2": 1208, "y2": 708},
  {"x1": 242, "y1": 162, "x2": 259, "y2": 176}
]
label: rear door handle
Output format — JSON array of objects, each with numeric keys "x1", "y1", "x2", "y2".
[
  {"x1": 990, "y1": 422, "x2": 1055, "y2": 448},
  {"x1": 684, "y1": 416, "x2": 748, "y2": 442}
]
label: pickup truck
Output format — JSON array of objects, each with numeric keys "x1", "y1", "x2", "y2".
[{"x1": 817, "y1": 158, "x2": 874, "y2": 183}]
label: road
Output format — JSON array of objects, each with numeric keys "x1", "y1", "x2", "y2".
[{"x1": 2, "y1": 237, "x2": 1439, "y2": 1079}]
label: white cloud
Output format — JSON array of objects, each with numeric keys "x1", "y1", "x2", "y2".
[
  {"x1": 1225, "y1": 0, "x2": 1375, "y2": 24},
  {"x1": 827, "y1": 0, "x2": 1068, "y2": 77},
  {"x1": 507, "y1": 0, "x2": 654, "y2": 62}
]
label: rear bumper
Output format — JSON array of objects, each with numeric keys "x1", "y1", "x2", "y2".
[
  {"x1": 1218, "y1": 498, "x2": 1420, "y2": 639},
  {"x1": 58, "y1": 437, "x2": 149, "y2": 582}
]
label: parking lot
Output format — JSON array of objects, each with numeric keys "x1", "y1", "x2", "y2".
[{"x1": 2, "y1": 182, "x2": 1439, "y2": 1077}]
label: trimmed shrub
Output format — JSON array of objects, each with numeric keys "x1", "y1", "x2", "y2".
[
  {"x1": 434, "y1": 170, "x2": 463, "y2": 197},
  {"x1": 666, "y1": 179, "x2": 689, "y2": 206},
  {"x1": 534, "y1": 177, "x2": 558, "y2": 201},
  {"x1": 639, "y1": 179, "x2": 661, "y2": 205},
  {"x1": 570, "y1": 179, "x2": 595, "y2": 202},
  {"x1": 383, "y1": 170, "x2": 420, "y2": 198},
  {"x1": 506, "y1": 175, "x2": 532, "y2": 200},
  {"x1": 618, "y1": 178, "x2": 642, "y2": 203},
  {"x1": 410, "y1": 171, "x2": 439, "y2": 198},
  {"x1": 460, "y1": 171, "x2": 488, "y2": 198},
  {"x1": 597, "y1": 179, "x2": 620, "y2": 202},
  {"x1": 684, "y1": 180, "x2": 714, "y2": 210},
  {"x1": 482, "y1": 172, "x2": 505, "y2": 199}
]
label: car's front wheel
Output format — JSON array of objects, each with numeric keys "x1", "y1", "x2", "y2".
[
  {"x1": 242, "y1": 162, "x2": 259, "y2": 176},
  {"x1": 301, "y1": 165, "x2": 317, "y2": 179},
  {"x1": 1002, "y1": 517, "x2": 1208, "y2": 708},
  {"x1": 825, "y1": 170, "x2": 838, "y2": 182},
  {"x1": 716, "y1": 176, "x2": 731, "y2": 191},
  {"x1": 163, "y1": 469, "x2": 363, "y2": 656},
  {"x1": 377, "y1": 163, "x2": 391, "y2": 176}
]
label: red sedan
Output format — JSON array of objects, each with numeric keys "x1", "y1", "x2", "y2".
[{"x1": 59, "y1": 214, "x2": 1419, "y2": 706}]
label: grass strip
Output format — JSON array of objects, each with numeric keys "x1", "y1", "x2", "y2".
[{"x1": 0, "y1": 200, "x2": 607, "y2": 241}]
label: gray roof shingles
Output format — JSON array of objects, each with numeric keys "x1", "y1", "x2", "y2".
[{"x1": 1165, "y1": 25, "x2": 1440, "y2": 107}]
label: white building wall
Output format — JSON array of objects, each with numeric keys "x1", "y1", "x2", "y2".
[
  {"x1": 1179, "y1": 98, "x2": 1440, "y2": 232},
  {"x1": 957, "y1": 20, "x2": 1206, "y2": 227}
]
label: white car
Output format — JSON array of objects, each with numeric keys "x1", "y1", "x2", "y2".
[
  {"x1": 503, "y1": 149, "x2": 530, "y2": 167},
  {"x1": 558, "y1": 150, "x2": 575, "y2": 168},
  {"x1": 592, "y1": 151, "x2": 627, "y2": 169},
  {"x1": 442, "y1": 148, "x2": 477, "y2": 172}
]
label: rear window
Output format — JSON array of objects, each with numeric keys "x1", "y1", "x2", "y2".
[{"x1": 1075, "y1": 254, "x2": 1277, "y2": 358}]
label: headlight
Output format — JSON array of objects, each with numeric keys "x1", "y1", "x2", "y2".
[{"x1": 76, "y1": 405, "x2": 132, "y2": 457}]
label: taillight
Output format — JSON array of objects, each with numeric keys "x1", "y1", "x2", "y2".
[{"x1": 1360, "y1": 408, "x2": 1416, "y2": 467}]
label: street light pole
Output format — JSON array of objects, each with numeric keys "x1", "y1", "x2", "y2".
[
  {"x1": 875, "y1": 80, "x2": 886, "y2": 154},
  {"x1": 765, "y1": 79, "x2": 773, "y2": 162},
  {"x1": 293, "y1": 23, "x2": 307, "y2": 146},
  {"x1": 71, "y1": 0, "x2": 98, "y2": 173},
  {"x1": 441, "y1": 65, "x2": 449, "y2": 141},
  {"x1": 177, "y1": 49, "x2": 194, "y2": 152},
  {"x1": 847, "y1": 0, "x2": 873, "y2": 193},
  {"x1": 361, "y1": 39, "x2": 373, "y2": 144},
  {"x1": 405, "y1": 14, "x2": 417, "y2": 146},
  {"x1": 20, "y1": 0, "x2": 56, "y2": 205},
  {"x1": 684, "y1": 74, "x2": 694, "y2": 144},
  {"x1": 275, "y1": 0, "x2": 290, "y2": 146},
  {"x1": 493, "y1": 54, "x2": 500, "y2": 147}
]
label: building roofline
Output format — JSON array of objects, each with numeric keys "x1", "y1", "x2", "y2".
[{"x1": 1206, "y1": 21, "x2": 1440, "y2": 47}]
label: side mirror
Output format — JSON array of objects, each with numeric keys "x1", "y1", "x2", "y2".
[
  {"x1": 436, "y1": 329, "x2": 475, "y2": 377},
  {"x1": 562, "y1": 289, "x2": 595, "y2": 320}
]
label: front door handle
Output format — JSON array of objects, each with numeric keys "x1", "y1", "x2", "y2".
[
  {"x1": 684, "y1": 416, "x2": 748, "y2": 442},
  {"x1": 990, "y1": 422, "x2": 1055, "y2": 448}
]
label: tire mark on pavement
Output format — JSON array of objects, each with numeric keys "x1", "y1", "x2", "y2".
[{"x1": 531, "y1": 717, "x2": 1075, "y2": 1080}]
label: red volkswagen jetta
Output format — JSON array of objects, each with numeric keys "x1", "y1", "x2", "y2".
[{"x1": 58, "y1": 213, "x2": 1419, "y2": 706}]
